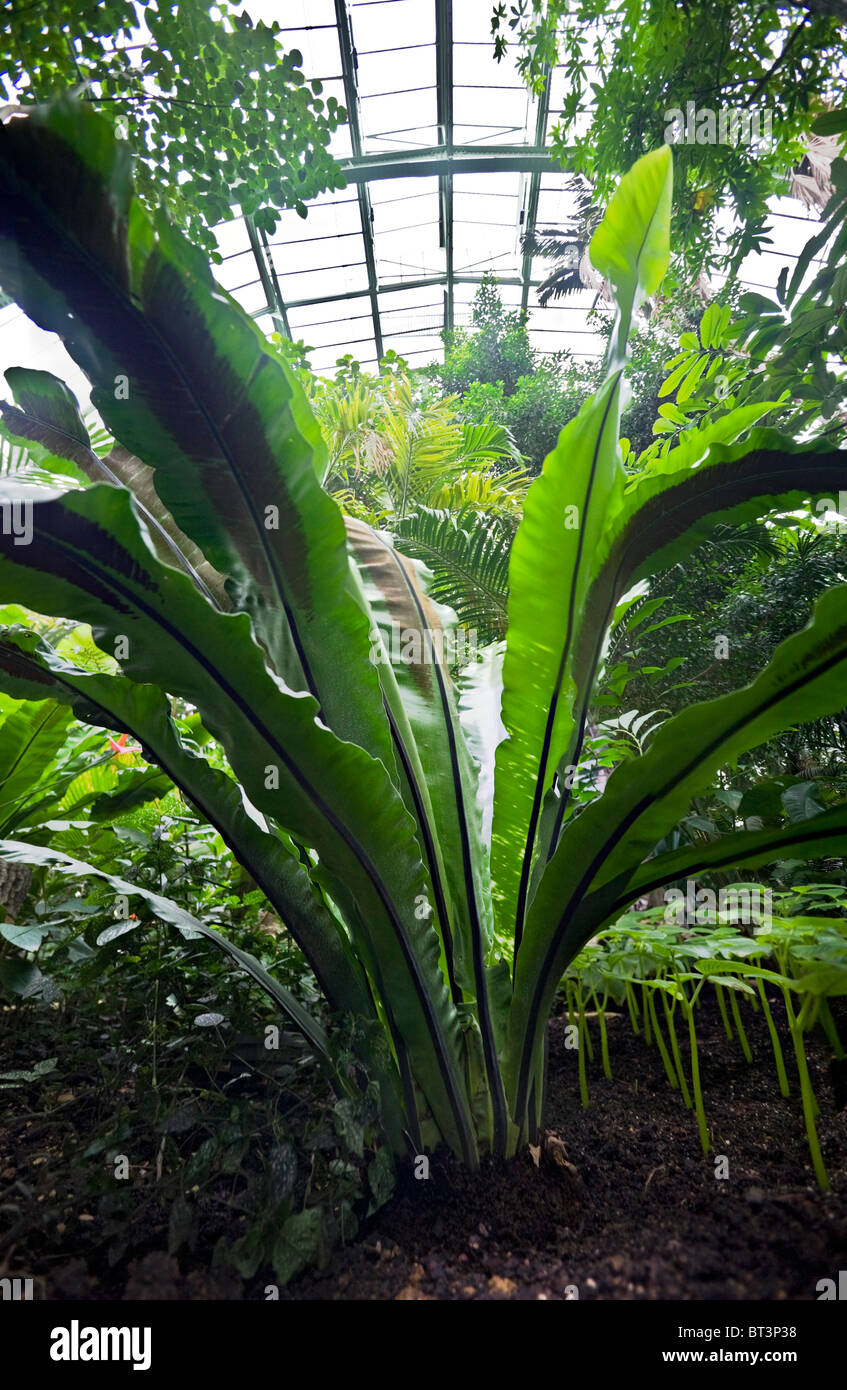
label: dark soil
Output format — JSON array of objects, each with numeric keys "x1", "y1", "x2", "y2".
[
  {"x1": 2, "y1": 994, "x2": 845, "y2": 1300},
  {"x1": 287, "y1": 998, "x2": 847, "y2": 1301}
]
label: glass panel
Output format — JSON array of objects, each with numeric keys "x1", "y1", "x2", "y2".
[
  {"x1": 378, "y1": 287, "x2": 446, "y2": 354},
  {"x1": 289, "y1": 310, "x2": 374, "y2": 353},
  {"x1": 312, "y1": 342, "x2": 379, "y2": 374},
  {"x1": 381, "y1": 328, "x2": 443, "y2": 358},
  {"x1": 454, "y1": 170, "x2": 521, "y2": 283},
  {"x1": 453, "y1": 0, "x2": 532, "y2": 145},
  {"x1": 351, "y1": 0, "x2": 434, "y2": 53},
  {"x1": 214, "y1": 247, "x2": 261, "y2": 295},
  {"x1": 213, "y1": 219, "x2": 252, "y2": 260},
  {"x1": 371, "y1": 176, "x2": 443, "y2": 285},
  {"x1": 289, "y1": 298, "x2": 372, "y2": 331}
]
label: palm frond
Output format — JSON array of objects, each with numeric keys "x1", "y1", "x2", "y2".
[
  {"x1": 709, "y1": 521, "x2": 783, "y2": 560},
  {"x1": 392, "y1": 506, "x2": 514, "y2": 648},
  {"x1": 520, "y1": 173, "x2": 603, "y2": 308},
  {"x1": 428, "y1": 466, "x2": 528, "y2": 517}
]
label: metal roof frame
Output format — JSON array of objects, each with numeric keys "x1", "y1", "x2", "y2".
[
  {"x1": 436, "y1": 0, "x2": 454, "y2": 337},
  {"x1": 520, "y1": 66, "x2": 552, "y2": 318},
  {"x1": 339, "y1": 145, "x2": 556, "y2": 183},
  {"x1": 242, "y1": 3, "x2": 565, "y2": 359},
  {"x1": 249, "y1": 146, "x2": 559, "y2": 328},
  {"x1": 335, "y1": 0, "x2": 384, "y2": 360}
]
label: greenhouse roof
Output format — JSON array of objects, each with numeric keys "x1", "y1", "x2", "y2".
[
  {"x1": 206, "y1": 0, "x2": 826, "y2": 377},
  {"x1": 0, "y1": 0, "x2": 830, "y2": 388}
]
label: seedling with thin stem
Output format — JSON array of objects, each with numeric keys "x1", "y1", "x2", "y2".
[{"x1": 784, "y1": 989, "x2": 829, "y2": 1193}]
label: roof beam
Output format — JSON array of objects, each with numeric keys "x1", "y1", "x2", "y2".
[
  {"x1": 340, "y1": 144, "x2": 558, "y2": 183},
  {"x1": 246, "y1": 215, "x2": 291, "y2": 337},
  {"x1": 435, "y1": 0, "x2": 454, "y2": 338},
  {"x1": 520, "y1": 66, "x2": 552, "y2": 317},
  {"x1": 271, "y1": 271, "x2": 562, "y2": 317},
  {"x1": 335, "y1": 0, "x2": 384, "y2": 361}
]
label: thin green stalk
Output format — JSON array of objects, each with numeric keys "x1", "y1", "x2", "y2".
[
  {"x1": 796, "y1": 995, "x2": 821, "y2": 1119},
  {"x1": 565, "y1": 981, "x2": 577, "y2": 1030},
  {"x1": 593, "y1": 990, "x2": 612, "y2": 1080},
  {"x1": 625, "y1": 980, "x2": 640, "y2": 1036},
  {"x1": 647, "y1": 988, "x2": 678, "y2": 1090},
  {"x1": 714, "y1": 981, "x2": 734, "y2": 1041},
  {"x1": 819, "y1": 999, "x2": 845, "y2": 1059},
  {"x1": 576, "y1": 984, "x2": 595, "y2": 1064},
  {"x1": 685, "y1": 997, "x2": 710, "y2": 1155},
  {"x1": 662, "y1": 991, "x2": 692, "y2": 1108},
  {"x1": 527, "y1": 1031, "x2": 548, "y2": 1145},
  {"x1": 577, "y1": 994, "x2": 589, "y2": 1109},
  {"x1": 641, "y1": 981, "x2": 653, "y2": 1045},
  {"x1": 729, "y1": 989, "x2": 753, "y2": 1063},
  {"x1": 784, "y1": 989, "x2": 829, "y2": 1193},
  {"x1": 757, "y1": 980, "x2": 789, "y2": 1098}
]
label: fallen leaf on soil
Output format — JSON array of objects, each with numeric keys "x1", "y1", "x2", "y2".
[{"x1": 543, "y1": 1133, "x2": 569, "y2": 1166}]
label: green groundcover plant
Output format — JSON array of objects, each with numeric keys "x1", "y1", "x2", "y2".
[
  {"x1": 0, "y1": 100, "x2": 845, "y2": 1167},
  {"x1": 561, "y1": 891, "x2": 847, "y2": 1190}
]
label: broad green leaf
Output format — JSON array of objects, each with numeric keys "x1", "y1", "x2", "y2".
[
  {"x1": 272, "y1": 1208, "x2": 322, "y2": 1285},
  {"x1": 507, "y1": 588, "x2": 847, "y2": 1117},
  {"x1": 87, "y1": 765, "x2": 174, "y2": 820},
  {"x1": 0, "y1": 98, "x2": 396, "y2": 776},
  {"x1": 492, "y1": 147, "x2": 674, "y2": 953},
  {"x1": 491, "y1": 374, "x2": 628, "y2": 946},
  {"x1": 589, "y1": 145, "x2": 673, "y2": 361},
  {"x1": 2, "y1": 366, "x2": 228, "y2": 606},
  {"x1": 0, "y1": 921, "x2": 45, "y2": 951},
  {"x1": 0, "y1": 628, "x2": 390, "y2": 1048},
  {"x1": 606, "y1": 430, "x2": 846, "y2": 592},
  {"x1": 812, "y1": 109, "x2": 847, "y2": 136},
  {"x1": 0, "y1": 699, "x2": 73, "y2": 834},
  {"x1": 2, "y1": 367, "x2": 91, "y2": 469},
  {"x1": 551, "y1": 425, "x2": 846, "y2": 851},
  {"x1": 345, "y1": 517, "x2": 506, "y2": 1151},
  {"x1": 579, "y1": 803, "x2": 847, "y2": 941},
  {"x1": 0, "y1": 487, "x2": 474, "y2": 1161},
  {"x1": 659, "y1": 352, "x2": 698, "y2": 396},
  {"x1": 346, "y1": 518, "x2": 490, "y2": 990}
]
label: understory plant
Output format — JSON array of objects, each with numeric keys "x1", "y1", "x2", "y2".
[
  {"x1": 564, "y1": 893, "x2": 847, "y2": 1188},
  {"x1": 0, "y1": 100, "x2": 845, "y2": 1168}
]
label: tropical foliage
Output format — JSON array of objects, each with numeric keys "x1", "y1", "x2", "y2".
[
  {"x1": 0, "y1": 0, "x2": 345, "y2": 254},
  {"x1": 306, "y1": 352, "x2": 525, "y2": 649},
  {"x1": 433, "y1": 273, "x2": 602, "y2": 471},
  {"x1": 493, "y1": 0, "x2": 847, "y2": 273},
  {"x1": 0, "y1": 100, "x2": 846, "y2": 1175}
]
